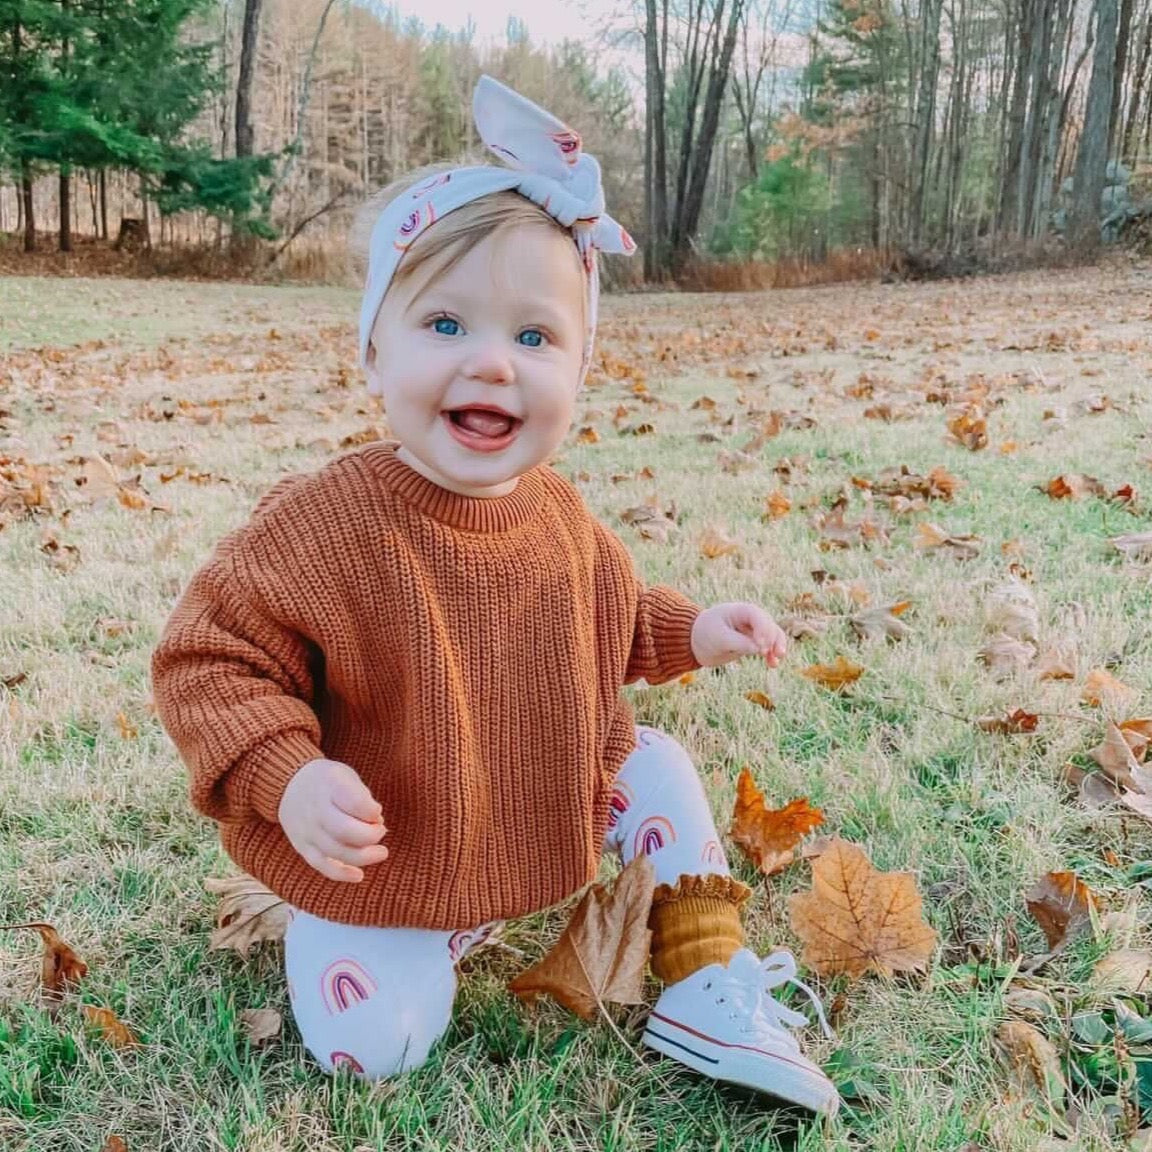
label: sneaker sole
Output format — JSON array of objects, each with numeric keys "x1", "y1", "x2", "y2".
[{"x1": 643, "y1": 1012, "x2": 840, "y2": 1116}]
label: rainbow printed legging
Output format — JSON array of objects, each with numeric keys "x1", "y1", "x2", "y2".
[{"x1": 283, "y1": 726, "x2": 731, "y2": 1080}]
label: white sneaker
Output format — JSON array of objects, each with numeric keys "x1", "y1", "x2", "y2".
[{"x1": 642, "y1": 948, "x2": 841, "y2": 1115}]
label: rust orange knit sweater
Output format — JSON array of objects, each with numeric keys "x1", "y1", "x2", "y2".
[{"x1": 151, "y1": 441, "x2": 702, "y2": 929}]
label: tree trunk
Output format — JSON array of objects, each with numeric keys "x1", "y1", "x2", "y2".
[
  {"x1": 21, "y1": 161, "x2": 35, "y2": 252},
  {"x1": 1070, "y1": 0, "x2": 1120, "y2": 255},
  {"x1": 999, "y1": 0, "x2": 1032, "y2": 235},
  {"x1": 673, "y1": 0, "x2": 745, "y2": 271},
  {"x1": 910, "y1": 0, "x2": 942, "y2": 247},
  {"x1": 1110, "y1": 0, "x2": 1135, "y2": 152},
  {"x1": 59, "y1": 170, "x2": 71, "y2": 252},
  {"x1": 235, "y1": 0, "x2": 264, "y2": 159},
  {"x1": 644, "y1": 0, "x2": 670, "y2": 278},
  {"x1": 99, "y1": 169, "x2": 108, "y2": 240},
  {"x1": 1122, "y1": 12, "x2": 1152, "y2": 161}
]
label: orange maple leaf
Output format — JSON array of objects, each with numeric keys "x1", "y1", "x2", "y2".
[
  {"x1": 788, "y1": 838, "x2": 937, "y2": 979},
  {"x1": 0, "y1": 921, "x2": 88, "y2": 1000},
  {"x1": 509, "y1": 855, "x2": 655, "y2": 1020},
  {"x1": 730, "y1": 768, "x2": 823, "y2": 876}
]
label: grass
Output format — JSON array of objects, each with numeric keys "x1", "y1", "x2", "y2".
[{"x1": 2, "y1": 261, "x2": 1152, "y2": 1149}]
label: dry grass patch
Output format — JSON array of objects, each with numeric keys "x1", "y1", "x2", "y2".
[{"x1": 2, "y1": 263, "x2": 1152, "y2": 1150}]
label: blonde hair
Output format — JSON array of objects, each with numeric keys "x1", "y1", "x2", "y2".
[{"x1": 352, "y1": 160, "x2": 588, "y2": 338}]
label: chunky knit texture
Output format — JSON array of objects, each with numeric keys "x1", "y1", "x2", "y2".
[{"x1": 151, "y1": 441, "x2": 703, "y2": 930}]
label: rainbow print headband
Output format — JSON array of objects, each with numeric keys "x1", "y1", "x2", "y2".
[{"x1": 358, "y1": 74, "x2": 636, "y2": 385}]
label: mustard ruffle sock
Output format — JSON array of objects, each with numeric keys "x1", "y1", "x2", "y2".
[{"x1": 647, "y1": 873, "x2": 753, "y2": 985}]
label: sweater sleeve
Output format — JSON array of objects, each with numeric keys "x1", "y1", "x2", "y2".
[
  {"x1": 592, "y1": 519, "x2": 703, "y2": 685},
  {"x1": 151, "y1": 541, "x2": 325, "y2": 827}
]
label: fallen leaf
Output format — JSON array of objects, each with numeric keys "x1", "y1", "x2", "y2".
[
  {"x1": 915, "y1": 521, "x2": 982, "y2": 560},
  {"x1": 985, "y1": 581, "x2": 1039, "y2": 642},
  {"x1": 1082, "y1": 668, "x2": 1138, "y2": 711},
  {"x1": 744, "y1": 690, "x2": 775, "y2": 711},
  {"x1": 978, "y1": 634, "x2": 1036, "y2": 676},
  {"x1": 1025, "y1": 872, "x2": 1097, "y2": 950},
  {"x1": 762, "y1": 491, "x2": 792, "y2": 521},
  {"x1": 977, "y1": 708, "x2": 1040, "y2": 734},
  {"x1": 850, "y1": 601, "x2": 912, "y2": 642},
  {"x1": 101, "y1": 1138, "x2": 129, "y2": 1152},
  {"x1": 1036, "y1": 645, "x2": 1078, "y2": 681},
  {"x1": 729, "y1": 768, "x2": 823, "y2": 876},
  {"x1": 995, "y1": 1020, "x2": 1066, "y2": 1117},
  {"x1": 240, "y1": 1008, "x2": 282, "y2": 1045},
  {"x1": 82, "y1": 1005, "x2": 139, "y2": 1048},
  {"x1": 947, "y1": 408, "x2": 988, "y2": 451},
  {"x1": 788, "y1": 838, "x2": 937, "y2": 979},
  {"x1": 800, "y1": 656, "x2": 864, "y2": 691},
  {"x1": 509, "y1": 854, "x2": 655, "y2": 1020},
  {"x1": 576, "y1": 426, "x2": 600, "y2": 444},
  {"x1": 1092, "y1": 949, "x2": 1152, "y2": 994},
  {"x1": 0, "y1": 921, "x2": 88, "y2": 999},
  {"x1": 699, "y1": 527, "x2": 741, "y2": 559},
  {"x1": 1043, "y1": 474, "x2": 1108, "y2": 500},
  {"x1": 203, "y1": 875, "x2": 291, "y2": 957}
]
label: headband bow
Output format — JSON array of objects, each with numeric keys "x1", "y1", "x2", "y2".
[{"x1": 358, "y1": 74, "x2": 635, "y2": 385}]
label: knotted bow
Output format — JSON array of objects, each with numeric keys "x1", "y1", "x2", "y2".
[{"x1": 358, "y1": 74, "x2": 635, "y2": 384}]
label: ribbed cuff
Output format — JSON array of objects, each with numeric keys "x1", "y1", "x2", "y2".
[
  {"x1": 231, "y1": 731, "x2": 326, "y2": 824},
  {"x1": 648, "y1": 873, "x2": 751, "y2": 984},
  {"x1": 645, "y1": 586, "x2": 704, "y2": 680}
]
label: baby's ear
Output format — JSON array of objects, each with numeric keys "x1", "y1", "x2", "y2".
[{"x1": 364, "y1": 342, "x2": 383, "y2": 397}]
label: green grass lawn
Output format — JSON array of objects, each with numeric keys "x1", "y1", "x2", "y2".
[{"x1": 2, "y1": 264, "x2": 1152, "y2": 1150}]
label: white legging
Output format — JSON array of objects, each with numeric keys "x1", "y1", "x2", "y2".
[{"x1": 284, "y1": 726, "x2": 731, "y2": 1079}]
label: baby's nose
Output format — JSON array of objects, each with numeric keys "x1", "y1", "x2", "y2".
[{"x1": 464, "y1": 342, "x2": 515, "y2": 384}]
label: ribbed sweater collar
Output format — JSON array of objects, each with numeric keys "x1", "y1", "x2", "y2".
[{"x1": 362, "y1": 440, "x2": 549, "y2": 532}]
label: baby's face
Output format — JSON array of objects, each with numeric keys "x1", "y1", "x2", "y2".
[{"x1": 366, "y1": 225, "x2": 586, "y2": 498}]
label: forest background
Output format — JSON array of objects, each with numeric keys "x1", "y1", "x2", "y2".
[{"x1": 3, "y1": 0, "x2": 1152, "y2": 289}]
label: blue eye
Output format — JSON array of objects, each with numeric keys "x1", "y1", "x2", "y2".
[
  {"x1": 431, "y1": 315, "x2": 461, "y2": 336},
  {"x1": 518, "y1": 328, "x2": 546, "y2": 348}
]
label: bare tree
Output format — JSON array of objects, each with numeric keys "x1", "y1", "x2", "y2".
[{"x1": 1070, "y1": 0, "x2": 1120, "y2": 254}]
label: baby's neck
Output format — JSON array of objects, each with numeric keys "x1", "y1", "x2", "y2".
[{"x1": 394, "y1": 445, "x2": 522, "y2": 499}]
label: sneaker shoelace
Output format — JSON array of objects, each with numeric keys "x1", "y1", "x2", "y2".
[{"x1": 705, "y1": 949, "x2": 836, "y2": 1042}]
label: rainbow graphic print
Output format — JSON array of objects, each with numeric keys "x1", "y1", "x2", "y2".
[
  {"x1": 634, "y1": 815, "x2": 677, "y2": 858},
  {"x1": 607, "y1": 781, "x2": 634, "y2": 831},
  {"x1": 329, "y1": 1050, "x2": 365, "y2": 1075},
  {"x1": 319, "y1": 957, "x2": 378, "y2": 1016},
  {"x1": 700, "y1": 839, "x2": 726, "y2": 868}
]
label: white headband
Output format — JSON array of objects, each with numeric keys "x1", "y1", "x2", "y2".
[{"x1": 358, "y1": 74, "x2": 636, "y2": 386}]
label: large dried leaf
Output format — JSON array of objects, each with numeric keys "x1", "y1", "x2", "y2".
[
  {"x1": 788, "y1": 838, "x2": 937, "y2": 979},
  {"x1": 509, "y1": 855, "x2": 655, "y2": 1020},
  {"x1": 1024, "y1": 872, "x2": 1097, "y2": 950},
  {"x1": 240, "y1": 1008, "x2": 283, "y2": 1045},
  {"x1": 995, "y1": 1020, "x2": 1066, "y2": 1117},
  {"x1": 729, "y1": 767, "x2": 824, "y2": 876},
  {"x1": 978, "y1": 634, "x2": 1036, "y2": 677},
  {"x1": 204, "y1": 875, "x2": 291, "y2": 957},
  {"x1": 1092, "y1": 949, "x2": 1152, "y2": 994}
]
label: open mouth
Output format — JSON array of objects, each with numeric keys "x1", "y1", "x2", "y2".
[{"x1": 442, "y1": 407, "x2": 523, "y2": 453}]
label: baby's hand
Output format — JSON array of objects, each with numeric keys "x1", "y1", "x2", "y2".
[
  {"x1": 690, "y1": 603, "x2": 788, "y2": 669},
  {"x1": 278, "y1": 758, "x2": 389, "y2": 883}
]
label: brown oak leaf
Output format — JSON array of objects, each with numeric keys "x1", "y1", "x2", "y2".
[
  {"x1": 509, "y1": 855, "x2": 655, "y2": 1020},
  {"x1": 788, "y1": 838, "x2": 937, "y2": 979},
  {"x1": 729, "y1": 768, "x2": 824, "y2": 876},
  {"x1": 82, "y1": 1005, "x2": 139, "y2": 1048}
]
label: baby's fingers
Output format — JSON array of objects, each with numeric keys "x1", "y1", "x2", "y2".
[
  {"x1": 322, "y1": 808, "x2": 388, "y2": 847},
  {"x1": 330, "y1": 771, "x2": 384, "y2": 823},
  {"x1": 301, "y1": 845, "x2": 367, "y2": 884}
]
